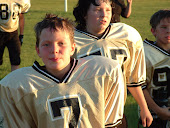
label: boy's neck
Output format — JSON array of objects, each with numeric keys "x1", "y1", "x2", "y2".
[
  {"x1": 156, "y1": 41, "x2": 170, "y2": 53},
  {"x1": 45, "y1": 61, "x2": 72, "y2": 80}
]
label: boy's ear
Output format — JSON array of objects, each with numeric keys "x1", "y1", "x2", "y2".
[
  {"x1": 151, "y1": 28, "x2": 156, "y2": 37},
  {"x1": 35, "y1": 46, "x2": 41, "y2": 57},
  {"x1": 71, "y1": 43, "x2": 76, "y2": 56}
]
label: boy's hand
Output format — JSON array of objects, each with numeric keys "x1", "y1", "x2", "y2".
[
  {"x1": 19, "y1": 35, "x2": 24, "y2": 45},
  {"x1": 140, "y1": 108, "x2": 153, "y2": 127},
  {"x1": 157, "y1": 107, "x2": 170, "y2": 120}
]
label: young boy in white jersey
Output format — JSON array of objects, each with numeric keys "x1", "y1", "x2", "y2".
[
  {"x1": 139, "y1": 9, "x2": 170, "y2": 128},
  {"x1": 73, "y1": 0, "x2": 153, "y2": 127},
  {"x1": 0, "y1": 13, "x2": 125, "y2": 128},
  {"x1": 0, "y1": 0, "x2": 31, "y2": 71}
]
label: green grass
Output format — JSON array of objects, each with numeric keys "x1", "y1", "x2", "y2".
[
  {"x1": 124, "y1": 94, "x2": 139, "y2": 128},
  {"x1": 0, "y1": 0, "x2": 170, "y2": 127},
  {"x1": 122, "y1": 0, "x2": 170, "y2": 41}
]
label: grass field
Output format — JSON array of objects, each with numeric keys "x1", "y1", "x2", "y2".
[{"x1": 0, "y1": 0, "x2": 170, "y2": 127}]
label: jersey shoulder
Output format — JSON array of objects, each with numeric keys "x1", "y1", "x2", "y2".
[
  {"x1": 0, "y1": 66, "x2": 54, "y2": 91},
  {"x1": 82, "y1": 55, "x2": 119, "y2": 68},
  {"x1": 16, "y1": 0, "x2": 31, "y2": 13},
  {"x1": 144, "y1": 39, "x2": 170, "y2": 56},
  {"x1": 109, "y1": 23, "x2": 142, "y2": 44},
  {"x1": 76, "y1": 56, "x2": 121, "y2": 78},
  {"x1": 74, "y1": 29, "x2": 96, "y2": 47},
  {"x1": 0, "y1": 67, "x2": 33, "y2": 88},
  {"x1": 144, "y1": 39, "x2": 169, "y2": 66}
]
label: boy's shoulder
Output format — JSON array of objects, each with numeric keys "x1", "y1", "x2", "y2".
[
  {"x1": 72, "y1": 56, "x2": 121, "y2": 82},
  {"x1": 144, "y1": 39, "x2": 170, "y2": 56},
  {"x1": 109, "y1": 23, "x2": 142, "y2": 43},
  {"x1": 110, "y1": 22, "x2": 138, "y2": 32},
  {"x1": 0, "y1": 67, "x2": 33, "y2": 87},
  {"x1": 77, "y1": 56, "x2": 120, "y2": 72}
]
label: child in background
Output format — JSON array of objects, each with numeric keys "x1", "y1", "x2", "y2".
[
  {"x1": 73, "y1": 0, "x2": 153, "y2": 127},
  {"x1": 0, "y1": 0, "x2": 31, "y2": 71},
  {"x1": 140, "y1": 9, "x2": 170, "y2": 128}
]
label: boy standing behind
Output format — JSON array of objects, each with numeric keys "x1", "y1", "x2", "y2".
[
  {"x1": 0, "y1": 0, "x2": 31, "y2": 71},
  {"x1": 141, "y1": 9, "x2": 170, "y2": 128}
]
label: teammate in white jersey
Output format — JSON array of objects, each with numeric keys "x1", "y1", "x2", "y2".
[
  {"x1": 73, "y1": 0, "x2": 153, "y2": 127},
  {"x1": 0, "y1": 0, "x2": 31, "y2": 71},
  {"x1": 0, "y1": 13, "x2": 125, "y2": 128},
  {"x1": 138, "y1": 9, "x2": 170, "y2": 128}
]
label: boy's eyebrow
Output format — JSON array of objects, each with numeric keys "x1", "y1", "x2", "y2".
[{"x1": 160, "y1": 23, "x2": 168, "y2": 26}]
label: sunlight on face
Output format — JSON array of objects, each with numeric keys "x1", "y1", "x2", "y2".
[
  {"x1": 36, "y1": 28, "x2": 75, "y2": 77},
  {"x1": 85, "y1": 0, "x2": 112, "y2": 37}
]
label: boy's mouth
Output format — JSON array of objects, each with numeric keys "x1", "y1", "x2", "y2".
[
  {"x1": 166, "y1": 36, "x2": 170, "y2": 40},
  {"x1": 49, "y1": 58, "x2": 60, "y2": 62},
  {"x1": 100, "y1": 19, "x2": 107, "y2": 24}
]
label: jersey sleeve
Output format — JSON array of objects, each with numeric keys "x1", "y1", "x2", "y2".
[
  {"x1": 142, "y1": 53, "x2": 152, "y2": 90},
  {"x1": 20, "y1": 0, "x2": 31, "y2": 13},
  {"x1": 0, "y1": 79, "x2": 34, "y2": 127},
  {"x1": 124, "y1": 26, "x2": 146, "y2": 87},
  {"x1": 127, "y1": 38, "x2": 146, "y2": 87}
]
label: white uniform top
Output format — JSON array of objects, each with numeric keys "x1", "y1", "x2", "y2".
[
  {"x1": 0, "y1": 56, "x2": 125, "y2": 128},
  {"x1": 74, "y1": 23, "x2": 146, "y2": 101},
  {"x1": 0, "y1": 0, "x2": 31, "y2": 32},
  {"x1": 142, "y1": 39, "x2": 170, "y2": 119}
]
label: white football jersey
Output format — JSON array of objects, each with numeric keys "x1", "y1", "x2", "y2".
[
  {"x1": 0, "y1": 56, "x2": 125, "y2": 128},
  {"x1": 74, "y1": 23, "x2": 146, "y2": 101},
  {"x1": 0, "y1": 0, "x2": 31, "y2": 32},
  {"x1": 142, "y1": 39, "x2": 170, "y2": 107}
]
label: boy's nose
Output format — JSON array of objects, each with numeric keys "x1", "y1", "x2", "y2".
[
  {"x1": 168, "y1": 27, "x2": 170, "y2": 33},
  {"x1": 101, "y1": 10, "x2": 106, "y2": 17},
  {"x1": 51, "y1": 44, "x2": 59, "y2": 53}
]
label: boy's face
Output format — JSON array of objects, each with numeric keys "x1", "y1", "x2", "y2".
[
  {"x1": 151, "y1": 17, "x2": 170, "y2": 44},
  {"x1": 85, "y1": 1, "x2": 112, "y2": 37},
  {"x1": 36, "y1": 28, "x2": 75, "y2": 75}
]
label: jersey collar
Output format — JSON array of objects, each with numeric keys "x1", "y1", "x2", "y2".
[
  {"x1": 32, "y1": 58, "x2": 78, "y2": 83},
  {"x1": 144, "y1": 39, "x2": 170, "y2": 56},
  {"x1": 75, "y1": 25, "x2": 111, "y2": 40}
]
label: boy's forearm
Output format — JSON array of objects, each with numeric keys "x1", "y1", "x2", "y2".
[
  {"x1": 143, "y1": 89, "x2": 160, "y2": 113},
  {"x1": 143, "y1": 89, "x2": 170, "y2": 120},
  {"x1": 128, "y1": 86, "x2": 148, "y2": 110},
  {"x1": 19, "y1": 13, "x2": 25, "y2": 35},
  {"x1": 128, "y1": 86, "x2": 153, "y2": 127}
]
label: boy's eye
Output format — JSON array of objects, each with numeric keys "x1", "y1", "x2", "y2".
[
  {"x1": 160, "y1": 25, "x2": 167, "y2": 29},
  {"x1": 95, "y1": 8, "x2": 100, "y2": 11},
  {"x1": 106, "y1": 9, "x2": 111, "y2": 12},
  {"x1": 58, "y1": 42, "x2": 64, "y2": 46},
  {"x1": 161, "y1": 26, "x2": 166, "y2": 29},
  {"x1": 43, "y1": 43, "x2": 49, "y2": 46}
]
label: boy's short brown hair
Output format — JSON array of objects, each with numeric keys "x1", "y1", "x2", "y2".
[
  {"x1": 73, "y1": 0, "x2": 112, "y2": 31},
  {"x1": 34, "y1": 14, "x2": 75, "y2": 47},
  {"x1": 150, "y1": 9, "x2": 170, "y2": 29}
]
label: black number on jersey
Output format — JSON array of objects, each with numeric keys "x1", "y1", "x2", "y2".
[
  {"x1": 153, "y1": 67, "x2": 169, "y2": 86},
  {"x1": 49, "y1": 97, "x2": 81, "y2": 128},
  {"x1": 0, "y1": 4, "x2": 8, "y2": 20},
  {"x1": 81, "y1": 50, "x2": 101, "y2": 58},
  {"x1": 78, "y1": 48, "x2": 102, "y2": 58},
  {"x1": 153, "y1": 67, "x2": 170, "y2": 97},
  {"x1": 12, "y1": 3, "x2": 20, "y2": 20},
  {"x1": 0, "y1": 3, "x2": 20, "y2": 20},
  {"x1": 109, "y1": 49, "x2": 127, "y2": 71},
  {"x1": 110, "y1": 49, "x2": 127, "y2": 62}
]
